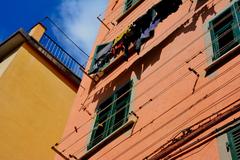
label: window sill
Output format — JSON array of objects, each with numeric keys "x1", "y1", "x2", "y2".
[
  {"x1": 116, "y1": 0, "x2": 144, "y2": 23},
  {"x1": 205, "y1": 44, "x2": 240, "y2": 76},
  {"x1": 80, "y1": 115, "x2": 137, "y2": 160}
]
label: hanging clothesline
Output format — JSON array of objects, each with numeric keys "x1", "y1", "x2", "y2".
[{"x1": 89, "y1": 0, "x2": 183, "y2": 75}]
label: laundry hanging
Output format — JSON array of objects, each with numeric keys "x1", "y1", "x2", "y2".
[
  {"x1": 89, "y1": 41, "x2": 113, "y2": 75},
  {"x1": 96, "y1": 41, "x2": 113, "y2": 61},
  {"x1": 135, "y1": 0, "x2": 183, "y2": 52},
  {"x1": 135, "y1": 8, "x2": 160, "y2": 52},
  {"x1": 89, "y1": 0, "x2": 183, "y2": 75}
]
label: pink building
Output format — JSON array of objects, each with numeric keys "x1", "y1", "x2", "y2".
[{"x1": 53, "y1": 0, "x2": 240, "y2": 159}]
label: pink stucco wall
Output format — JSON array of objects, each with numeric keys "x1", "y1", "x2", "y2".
[{"x1": 55, "y1": 0, "x2": 240, "y2": 159}]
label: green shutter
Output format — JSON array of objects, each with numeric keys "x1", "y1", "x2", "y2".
[
  {"x1": 233, "y1": 1, "x2": 240, "y2": 42},
  {"x1": 124, "y1": 0, "x2": 140, "y2": 12},
  {"x1": 124, "y1": 0, "x2": 133, "y2": 12},
  {"x1": 110, "y1": 81, "x2": 132, "y2": 133},
  {"x1": 88, "y1": 81, "x2": 133, "y2": 149},
  {"x1": 209, "y1": 21, "x2": 218, "y2": 60},
  {"x1": 227, "y1": 125, "x2": 240, "y2": 160},
  {"x1": 89, "y1": 42, "x2": 111, "y2": 73},
  {"x1": 88, "y1": 96, "x2": 113, "y2": 149},
  {"x1": 210, "y1": 2, "x2": 240, "y2": 61},
  {"x1": 234, "y1": 1, "x2": 240, "y2": 22}
]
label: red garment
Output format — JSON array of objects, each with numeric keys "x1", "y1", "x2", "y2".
[{"x1": 111, "y1": 41, "x2": 124, "y2": 56}]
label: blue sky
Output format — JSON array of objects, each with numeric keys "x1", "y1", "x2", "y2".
[{"x1": 0, "y1": 0, "x2": 108, "y2": 55}]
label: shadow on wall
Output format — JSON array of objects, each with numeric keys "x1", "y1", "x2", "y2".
[{"x1": 89, "y1": 1, "x2": 216, "y2": 106}]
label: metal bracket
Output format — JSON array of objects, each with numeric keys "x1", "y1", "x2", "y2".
[
  {"x1": 51, "y1": 146, "x2": 70, "y2": 160},
  {"x1": 97, "y1": 15, "x2": 110, "y2": 31}
]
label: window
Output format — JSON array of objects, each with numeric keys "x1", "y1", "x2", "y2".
[
  {"x1": 209, "y1": 1, "x2": 240, "y2": 61},
  {"x1": 89, "y1": 42, "x2": 113, "y2": 75},
  {"x1": 88, "y1": 81, "x2": 133, "y2": 149},
  {"x1": 227, "y1": 124, "x2": 240, "y2": 160},
  {"x1": 124, "y1": 0, "x2": 140, "y2": 12}
]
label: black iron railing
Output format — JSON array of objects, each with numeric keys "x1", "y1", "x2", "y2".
[
  {"x1": 37, "y1": 17, "x2": 89, "y2": 80},
  {"x1": 29, "y1": 17, "x2": 91, "y2": 81},
  {"x1": 40, "y1": 33, "x2": 85, "y2": 79}
]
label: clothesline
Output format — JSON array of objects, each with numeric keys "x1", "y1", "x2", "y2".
[{"x1": 89, "y1": 0, "x2": 183, "y2": 75}]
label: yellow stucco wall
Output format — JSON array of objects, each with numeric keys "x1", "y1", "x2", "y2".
[{"x1": 0, "y1": 43, "x2": 75, "y2": 160}]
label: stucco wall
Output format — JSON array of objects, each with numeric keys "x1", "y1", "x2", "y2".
[
  {"x1": 0, "y1": 52, "x2": 16, "y2": 77},
  {"x1": 56, "y1": 0, "x2": 240, "y2": 160},
  {"x1": 0, "y1": 43, "x2": 75, "y2": 160}
]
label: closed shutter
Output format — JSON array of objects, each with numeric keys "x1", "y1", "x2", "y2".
[
  {"x1": 227, "y1": 125, "x2": 240, "y2": 160},
  {"x1": 88, "y1": 96, "x2": 113, "y2": 149},
  {"x1": 110, "y1": 81, "x2": 132, "y2": 132},
  {"x1": 88, "y1": 80, "x2": 133, "y2": 149}
]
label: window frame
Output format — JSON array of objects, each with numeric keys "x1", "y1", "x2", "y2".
[
  {"x1": 88, "y1": 80, "x2": 133, "y2": 150},
  {"x1": 117, "y1": 0, "x2": 144, "y2": 23},
  {"x1": 227, "y1": 124, "x2": 240, "y2": 160},
  {"x1": 209, "y1": 1, "x2": 240, "y2": 61},
  {"x1": 124, "y1": 0, "x2": 140, "y2": 13},
  {"x1": 89, "y1": 42, "x2": 113, "y2": 74},
  {"x1": 205, "y1": 1, "x2": 240, "y2": 76}
]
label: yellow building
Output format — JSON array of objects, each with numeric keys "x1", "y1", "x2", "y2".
[{"x1": 0, "y1": 24, "x2": 81, "y2": 160}]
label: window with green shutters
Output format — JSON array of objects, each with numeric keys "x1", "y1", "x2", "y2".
[
  {"x1": 124, "y1": 0, "x2": 140, "y2": 13},
  {"x1": 209, "y1": 1, "x2": 240, "y2": 61},
  {"x1": 89, "y1": 42, "x2": 112, "y2": 74},
  {"x1": 227, "y1": 124, "x2": 240, "y2": 160},
  {"x1": 88, "y1": 81, "x2": 133, "y2": 149}
]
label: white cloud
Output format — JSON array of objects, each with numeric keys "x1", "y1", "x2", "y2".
[{"x1": 55, "y1": 0, "x2": 108, "y2": 55}]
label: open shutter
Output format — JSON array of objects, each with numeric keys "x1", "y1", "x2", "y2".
[
  {"x1": 209, "y1": 21, "x2": 218, "y2": 60},
  {"x1": 227, "y1": 125, "x2": 240, "y2": 160},
  {"x1": 233, "y1": 1, "x2": 240, "y2": 43},
  {"x1": 211, "y1": 8, "x2": 235, "y2": 60},
  {"x1": 210, "y1": 2, "x2": 240, "y2": 61},
  {"x1": 124, "y1": 0, "x2": 140, "y2": 12},
  {"x1": 89, "y1": 42, "x2": 112, "y2": 74}
]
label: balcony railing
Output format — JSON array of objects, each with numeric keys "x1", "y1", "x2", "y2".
[
  {"x1": 40, "y1": 33, "x2": 84, "y2": 79},
  {"x1": 38, "y1": 17, "x2": 89, "y2": 81}
]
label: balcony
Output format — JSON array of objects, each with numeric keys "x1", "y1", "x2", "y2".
[{"x1": 36, "y1": 17, "x2": 89, "y2": 82}]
